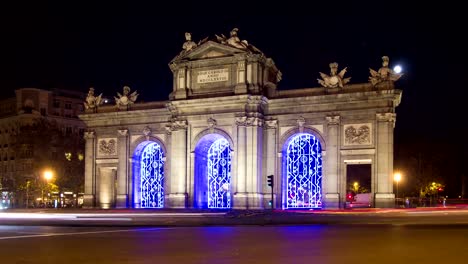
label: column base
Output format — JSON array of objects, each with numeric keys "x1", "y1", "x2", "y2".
[
  {"x1": 375, "y1": 193, "x2": 395, "y2": 208},
  {"x1": 83, "y1": 194, "x2": 95, "y2": 208},
  {"x1": 116, "y1": 194, "x2": 128, "y2": 208},
  {"x1": 323, "y1": 193, "x2": 340, "y2": 209},
  {"x1": 233, "y1": 193, "x2": 264, "y2": 209},
  {"x1": 166, "y1": 193, "x2": 187, "y2": 208}
]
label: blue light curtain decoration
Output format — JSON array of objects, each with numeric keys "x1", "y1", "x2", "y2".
[
  {"x1": 140, "y1": 142, "x2": 164, "y2": 208},
  {"x1": 208, "y1": 138, "x2": 232, "y2": 208},
  {"x1": 286, "y1": 133, "x2": 322, "y2": 208}
]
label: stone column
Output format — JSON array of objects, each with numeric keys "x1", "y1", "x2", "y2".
[
  {"x1": 324, "y1": 116, "x2": 340, "y2": 209},
  {"x1": 83, "y1": 131, "x2": 95, "y2": 208},
  {"x1": 116, "y1": 129, "x2": 128, "y2": 208},
  {"x1": 375, "y1": 113, "x2": 396, "y2": 208},
  {"x1": 233, "y1": 116, "x2": 247, "y2": 208},
  {"x1": 167, "y1": 120, "x2": 188, "y2": 208},
  {"x1": 245, "y1": 117, "x2": 264, "y2": 209},
  {"x1": 264, "y1": 120, "x2": 277, "y2": 208}
]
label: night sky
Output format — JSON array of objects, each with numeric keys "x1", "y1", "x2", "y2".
[{"x1": 2, "y1": 2, "x2": 467, "y2": 193}]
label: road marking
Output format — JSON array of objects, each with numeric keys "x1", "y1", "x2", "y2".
[{"x1": 0, "y1": 227, "x2": 167, "y2": 240}]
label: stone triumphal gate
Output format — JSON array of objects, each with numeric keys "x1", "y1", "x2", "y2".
[{"x1": 80, "y1": 29, "x2": 402, "y2": 209}]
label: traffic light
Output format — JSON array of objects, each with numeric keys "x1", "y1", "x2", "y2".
[{"x1": 267, "y1": 175, "x2": 274, "y2": 187}]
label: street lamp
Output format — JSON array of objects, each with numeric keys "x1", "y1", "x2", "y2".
[
  {"x1": 353, "y1": 182, "x2": 359, "y2": 193},
  {"x1": 42, "y1": 170, "x2": 53, "y2": 206},
  {"x1": 394, "y1": 172, "x2": 402, "y2": 205}
]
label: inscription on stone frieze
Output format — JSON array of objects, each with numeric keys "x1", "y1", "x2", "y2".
[{"x1": 197, "y1": 68, "x2": 229, "y2": 84}]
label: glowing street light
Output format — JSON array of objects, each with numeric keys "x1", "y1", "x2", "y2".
[
  {"x1": 394, "y1": 172, "x2": 402, "y2": 204},
  {"x1": 44, "y1": 170, "x2": 53, "y2": 182},
  {"x1": 42, "y1": 170, "x2": 54, "y2": 205},
  {"x1": 353, "y1": 182, "x2": 359, "y2": 192}
]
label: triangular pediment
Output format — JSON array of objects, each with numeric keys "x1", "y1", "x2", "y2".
[{"x1": 172, "y1": 41, "x2": 248, "y2": 63}]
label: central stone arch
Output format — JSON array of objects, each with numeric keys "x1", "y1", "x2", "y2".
[{"x1": 193, "y1": 132, "x2": 233, "y2": 209}]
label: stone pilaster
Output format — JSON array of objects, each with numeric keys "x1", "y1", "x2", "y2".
[
  {"x1": 116, "y1": 129, "x2": 129, "y2": 208},
  {"x1": 245, "y1": 116, "x2": 264, "y2": 209},
  {"x1": 174, "y1": 67, "x2": 188, "y2": 99},
  {"x1": 375, "y1": 113, "x2": 396, "y2": 208},
  {"x1": 167, "y1": 119, "x2": 188, "y2": 208},
  {"x1": 264, "y1": 119, "x2": 277, "y2": 208},
  {"x1": 83, "y1": 131, "x2": 95, "y2": 208},
  {"x1": 234, "y1": 60, "x2": 247, "y2": 94},
  {"x1": 233, "y1": 116, "x2": 247, "y2": 208},
  {"x1": 324, "y1": 115, "x2": 340, "y2": 209}
]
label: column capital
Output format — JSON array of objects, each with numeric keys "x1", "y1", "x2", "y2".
[
  {"x1": 170, "y1": 119, "x2": 188, "y2": 131},
  {"x1": 118, "y1": 129, "x2": 129, "y2": 137},
  {"x1": 246, "y1": 117, "x2": 263, "y2": 127},
  {"x1": 376, "y1": 113, "x2": 396, "y2": 127},
  {"x1": 326, "y1": 115, "x2": 340, "y2": 125},
  {"x1": 84, "y1": 131, "x2": 95, "y2": 140},
  {"x1": 236, "y1": 116, "x2": 247, "y2": 126},
  {"x1": 265, "y1": 119, "x2": 278, "y2": 129}
]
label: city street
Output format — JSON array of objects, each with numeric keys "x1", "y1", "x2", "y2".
[{"x1": 1, "y1": 224, "x2": 467, "y2": 263}]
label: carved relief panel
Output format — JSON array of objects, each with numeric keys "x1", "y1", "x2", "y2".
[
  {"x1": 343, "y1": 123, "x2": 372, "y2": 146},
  {"x1": 98, "y1": 138, "x2": 117, "y2": 156}
]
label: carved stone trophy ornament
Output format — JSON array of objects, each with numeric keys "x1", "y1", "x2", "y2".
[
  {"x1": 369, "y1": 56, "x2": 403, "y2": 86},
  {"x1": 318, "y1": 62, "x2": 351, "y2": 88},
  {"x1": 115, "y1": 86, "x2": 139, "y2": 110},
  {"x1": 84, "y1": 87, "x2": 103, "y2": 112}
]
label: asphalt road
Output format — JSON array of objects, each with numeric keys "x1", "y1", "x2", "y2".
[
  {"x1": 2, "y1": 208, "x2": 468, "y2": 226},
  {"x1": 1, "y1": 225, "x2": 467, "y2": 264}
]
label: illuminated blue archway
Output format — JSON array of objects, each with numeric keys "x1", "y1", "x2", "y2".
[
  {"x1": 132, "y1": 141, "x2": 165, "y2": 208},
  {"x1": 194, "y1": 134, "x2": 232, "y2": 209},
  {"x1": 283, "y1": 133, "x2": 322, "y2": 209}
]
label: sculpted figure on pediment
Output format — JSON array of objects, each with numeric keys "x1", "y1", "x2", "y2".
[
  {"x1": 369, "y1": 56, "x2": 403, "y2": 86},
  {"x1": 115, "y1": 86, "x2": 138, "y2": 110},
  {"x1": 318, "y1": 62, "x2": 351, "y2": 88},
  {"x1": 84, "y1": 87, "x2": 103, "y2": 112}
]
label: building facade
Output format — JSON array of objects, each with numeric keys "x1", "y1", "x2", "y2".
[
  {"x1": 0, "y1": 88, "x2": 86, "y2": 208},
  {"x1": 80, "y1": 31, "x2": 402, "y2": 209}
]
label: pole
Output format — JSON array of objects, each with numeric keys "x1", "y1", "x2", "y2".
[
  {"x1": 26, "y1": 181, "x2": 29, "y2": 208},
  {"x1": 396, "y1": 181, "x2": 399, "y2": 207},
  {"x1": 271, "y1": 184, "x2": 274, "y2": 210}
]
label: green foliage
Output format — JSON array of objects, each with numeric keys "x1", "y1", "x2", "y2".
[{"x1": 348, "y1": 182, "x2": 369, "y2": 194}]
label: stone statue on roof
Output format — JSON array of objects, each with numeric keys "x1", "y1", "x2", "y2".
[
  {"x1": 182, "y1": 32, "x2": 198, "y2": 52},
  {"x1": 115, "y1": 86, "x2": 138, "y2": 110},
  {"x1": 216, "y1": 28, "x2": 250, "y2": 49},
  {"x1": 84, "y1": 87, "x2": 103, "y2": 112},
  {"x1": 369, "y1": 56, "x2": 403, "y2": 86},
  {"x1": 318, "y1": 62, "x2": 351, "y2": 88}
]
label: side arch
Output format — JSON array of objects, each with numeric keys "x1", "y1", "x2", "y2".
[
  {"x1": 131, "y1": 136, "x2": 167, "y2": 208},
  {"x1": 191, "y1": 128, "x2": 234, "y2": 152},
  {"x1": 279, "y1": 126, "x2": 326, "y2": 152}
]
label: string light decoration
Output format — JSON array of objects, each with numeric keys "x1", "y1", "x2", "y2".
[
  {"x1": 207, "y1": 138, "x2": 232, "y2": 209},
  {"x1": 140, "y1": 142, "x2": 164, "y2": 208},
  {"x1": 286, "y1": 133, "x2": 322, "y2": 209}
]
